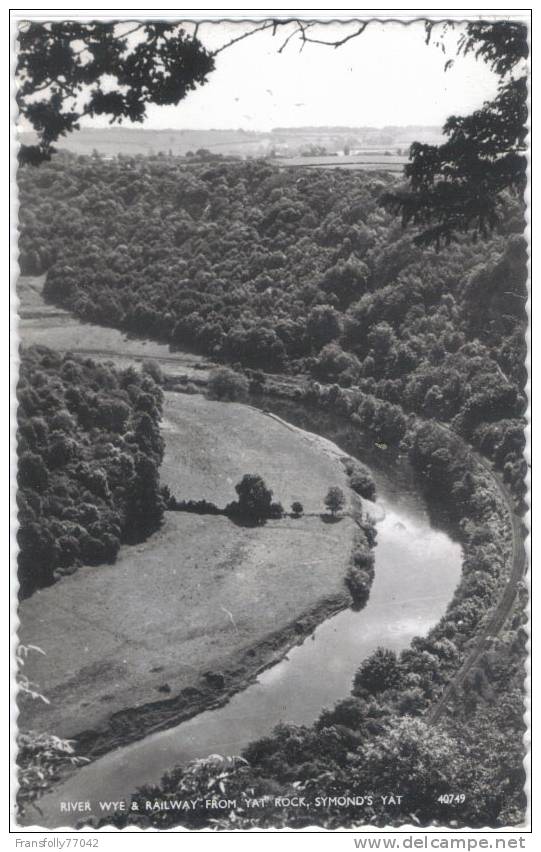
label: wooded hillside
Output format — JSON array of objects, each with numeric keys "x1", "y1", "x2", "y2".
[
  {"x1": 18, "y1": 155, "x2": 527, "y2": 501},
  {"x1": 17, "y1": 346, "x2": 165, "y2": 597}
]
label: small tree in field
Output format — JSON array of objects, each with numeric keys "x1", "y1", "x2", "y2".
[
  {"x1": 324, "y1": 486, "x2": 346, "y2": 517},
  {"x1": 291, "y1": 501, "x2": 304, "y2": 518}
]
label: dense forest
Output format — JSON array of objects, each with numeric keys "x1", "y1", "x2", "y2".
[
  {"x1": 17, "y1": 346, "x2": 165, "y2": 597},
  {"x1": 18, "y1": 154, "x2": 527, "y2": 503},
  {"x1": 17, "y1": 153, "x2": 527, "y2": 827}
]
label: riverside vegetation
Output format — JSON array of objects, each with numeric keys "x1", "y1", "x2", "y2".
[
  {"x1": 16, "y1": 155, "x2": 527, "y2": 828},
  {"x1": 100, "y1": 380, "x2": 526, "y2": 830},
  {"x1": 16, "y1": 353, "x2": 372, "y2": 818}
]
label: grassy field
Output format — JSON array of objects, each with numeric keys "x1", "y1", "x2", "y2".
[
  {"x1": 17, "y1": 275, "x2": 210, "y2": 379},
  {"x1": 160, "y1": 393, "x2": 352, "y2": 509},
  {"x1": 277, "y1": 153, "x2": 407, "y2": 172},
  {"x1": 18, "y1": 126, "x2": 442, "y2": 159},
  {"x1": 18, "y1": 392, "x2": 356, "y2": 750}
]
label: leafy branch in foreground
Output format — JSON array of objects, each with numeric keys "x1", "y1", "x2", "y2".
[
  {"x1": 18, "y1": 18, "x2": 529, "y2": 247},
  {"x1": 17, "y1": 731, "x2": 89, "y2": 818},
  {"x1": 16, "y1": 645, "x2": 90, "y2": 818},
  {"x1": 17, "y1": 21, "x2": 215, "y2": 164},
  {"x1": 381, "y1": 21, "x2": 528, "y2": 247}
]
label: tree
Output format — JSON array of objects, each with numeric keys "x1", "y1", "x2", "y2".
[
  {"x1": 320, "y1": 258, "x2": 369, "y2": 309},
  {"x1": 142, "y1": 359, "x2": 164, "y2": 385},
  {"x1": 264, "y1": 20, "x2": 528, "y2": 248},
  {"x1": 18, "y1": 450, "x2": 49, "y2": 491},
  {"x1": 353, "y1": 718, "x2": 468, "y2": 821},
  {"x1": 234, "y1": 474, "x2": 273, "y2": 523},
  {"x1": 382, "y1": 22, "x2": 528, "y2": 247},
  {"x1": 17, "y1": 348, "x2": 166, "y2": 597},
  {"x1": 17, "y1": 22, "x2": 215, "y2": 164},
  {"x1": 291, "y1": 501, "x2": 304, "y2": 517},
  {"x1": 125, "y1": 453, "x2": 164, "y2": 534},
  {"x1": 324, "y1": 485, "x2": 346, "y2": 516},
  {"x1": 306, "y1": 304, "x2": 342, "y2": 349},
  {"x1": 353, "y1": 647, "x2": 402, "y2": 695},
  {"x1": 17, "y1": 520, "x2": 58, "y2": 595},
  {"x1": 312, "y1": 343, "x2": 360, "y2": 383},
  {"x1": 346, "y1": 461, "x2": 376, "y2": 501}
]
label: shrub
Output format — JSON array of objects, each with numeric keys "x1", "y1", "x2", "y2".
[
  {"x1": 17, "y1": 347, "x2": 165, "y2": 596},
  {"x1": 353, "y1": 648, "x2": 403, "y2": 696},
  {"x1": 142, "y1": 359, "x2": 164, "y2": 385},
  {"x1": 207, "y1": 367, "x2": 249, "y2": 402},
  {"x1": 344, "y1": 458, "x2": 376, "y2": 501},
  {"x1": 268, "y1": 501, "x2": 284, "y2": 519}
]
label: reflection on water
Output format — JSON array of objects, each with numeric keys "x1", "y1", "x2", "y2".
[{"x1": 35, "y1": 402, "x2": 462, "y2": 827}]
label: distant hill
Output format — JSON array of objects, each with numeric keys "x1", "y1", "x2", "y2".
[{"x1": 18, "y1": 125, "x2": 443, "y2": 159}]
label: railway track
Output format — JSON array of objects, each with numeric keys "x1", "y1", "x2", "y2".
[{"x1": 427, "y1": 424, "x2": 527, "y2": 724}]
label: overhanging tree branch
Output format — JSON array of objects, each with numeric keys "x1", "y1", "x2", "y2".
[{"x1": 17, "y1": 16, "x2": 528, "y2": 249}]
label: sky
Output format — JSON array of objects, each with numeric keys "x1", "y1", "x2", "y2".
[{"x1": 127, "y1": 19, "x2": 501, "y2": 132}]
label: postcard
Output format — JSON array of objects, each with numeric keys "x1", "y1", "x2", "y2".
[{"x1": 11, "y1": 9, "x2": 531, "y2": 836}]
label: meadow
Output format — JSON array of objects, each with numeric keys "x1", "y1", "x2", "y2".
[
  {"x1": 18, "y1": 391, "x2": 356, "y2": 753},
  {"x1": 17, "y1": 274, "x2": 210, "y2": 380}
]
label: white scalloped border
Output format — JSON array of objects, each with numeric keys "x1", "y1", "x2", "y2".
[{"x1": 8, "y1": 9, "x2": 532, "y2": 837}]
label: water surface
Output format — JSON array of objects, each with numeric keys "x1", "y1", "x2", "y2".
[
  {"x1": 17, "y1": 282, "x2": 463, "y2": 826},
  {"x1": 34, "y1": 409, "x2": 462, "y2": 826}
]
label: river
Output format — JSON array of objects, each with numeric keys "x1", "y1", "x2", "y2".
[
  {"x1": 31, "y1": 401, "x2": 462, "y2": 828},
  {"x1": 18, "y1": 279, "x2": 463, "y2": 827}
]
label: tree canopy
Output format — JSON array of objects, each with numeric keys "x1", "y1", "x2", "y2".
[
  {"x1": 17, "y1": 18, "x2": 528, "y2": 244},
  {"x1": 382, "y1": 21, "x2": 528, "y2": 247},
  {"x1": 17, "y1": 346, "x2": 165, "y2": 596},
  {"x1": 324, "y1": 486, "x2": 346, "y2": 516},
  {"x1": 18, "y1": 153, "x2": 527, "y2": 499},
  {"x1": 17, "y1": 21, "x2": 214, "y2": 164},
  {"x1": 234, "y1": 474, "x2": 273, "y2": 522}
]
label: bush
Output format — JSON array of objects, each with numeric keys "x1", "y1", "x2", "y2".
[
  {"x1": 353, "y1": 648, "x2": 402, "y2": 696},
  {"x1": 268, "y1": 501, "x2": 284, "y2": 519},
  {"x1": 173, "y1": 498, "x2": 222, "y2": 515},
  {"x1": 142, "y1": 359, "x2": 164, "y2": 385},
  {"x1": 344, "y1": 457, "x2": 376, "y2": 501},
  {"x1": 231, "y1": 473, "x2": 273, "y2": 522},
  {"x1": 207, "y1": 367, "x2": 249, "y2": 402},
  {"x1": 345, "y1": 565, "x2": 372, "y2": 607}
]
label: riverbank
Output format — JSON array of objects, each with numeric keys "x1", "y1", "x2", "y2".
[
  {"x1": 17, "y1": 274, "x2": 213, "y2": 380},
  {"x1": 25, "y1": 462, "x2": 462, "y2": 828},
  {"x1": 16, "y1": 274, "x2": 524, "y2": 829},
  {"x1": 18, "y1": 392, "x2": 359, "y2": 763}
]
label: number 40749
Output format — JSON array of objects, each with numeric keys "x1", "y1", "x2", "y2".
[{"x1": 437, "y1": 794, "x2": 466, "y2": 805}]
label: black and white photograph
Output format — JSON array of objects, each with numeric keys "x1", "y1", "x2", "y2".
[{"x1": 11, "y1": 9, "x2": 531, "y2": 833}]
